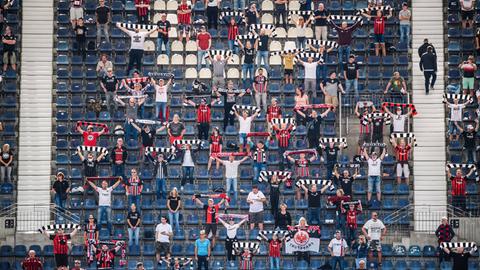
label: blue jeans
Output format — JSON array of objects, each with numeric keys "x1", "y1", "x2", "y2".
[
  {"x1": 197, "y1": 50, "x2": 210, "y2": 70},
  {"x1": 253, "y1": 163, "x2": 267, "y2": 182},
  {"x1": 124, "y1": 120, "x2": 138, "y2": 141},
  {"x1": 367, "y1": 176, "x2": 381, "y2": 194},
  {"x1": 128, "y1": 227, "x2": 140, "y2": 247},
  {"x1": 98, "y1": 206, "x2": 112, "y2": 234},
  {"x1": 112, "y1": 163, "x2": 126, "y2": 181},
  {"x1": 181, "y1": 166, "x2": 194, "y2": 186},
  {"x1": 331, "y1": 256, "x2": 345, "y2": 270},
  {"x1": 226, "y1": 177, "x2": 238, "y2": 202},
  {"x1": 54, "y1": 194, "x2": 66, "y2": 209},
  {"x1": 256, "y1": 50, "x2": 270, "y2": 71},
  {"x1": 335, "y1": 212, "x2": 345, "y2": 233},
  {"x1": 168, "y1": 211, "x2": 180, "y2": 230},
  {"x1": 155, "y1": 102, "x2": 167, "y2": 121},
  {"x1": 269, "y1": 257, "x2": 280, "y2": 270},
  {"x1": 338, "y1": 45, "x2": 351, "y2": 69},
  {"x1": 297, "y1": 37, "x2": 306, "y2": 50},
  {"x1": 399, "y1": 24, "x2": 410, "y2": 45},
  {"x1": 235, "y1": 0, "x2": 245, "y2": 10},
  {"x1": 157, "y1": 36, "x2": 170, "y2": 56},
  {"x1": 345, "y1": 79, "x2": 359, "y2": 98},
  {"x1": 127, "y1": 195, "x2": 141, "y2": 210},
  {"x1": 228, "y1": 40, "x2": 238, "y2": 54},
  {"x1": 156, "y1": 178, "x2": 167, "y2": 199},
  {"x1": 449, "y1": 121, "x2": 460, "y2": 136},
  {"x1": 242, "y1": 63, "x2": 255, "y2": 86},
  {"x1": 307, "y1": 207, "x2": 321, "y2": 225},
  {"x1": 466, "y1": 147, "x2": 475, "y2": 164}
]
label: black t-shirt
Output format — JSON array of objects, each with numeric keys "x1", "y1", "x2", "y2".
[
  {"x1": 0, "y1": 150, "x2": 13, "y2": 165},
  {"x1": 306, "y1": 115, "x2": 322, "y2": 138},
  {"x1": 451, "y1": 252, "x2": 470, "y2": 270},
  {"x1": 462, "y1": 131, "x2": 476, "y2": 148},
  {"x1": 127, "y1": 211, "x2": 141, "y2": 226},
  {"x1": 2, "y1": 34, "x2": 15, "y2": 51},
  {"x1": 314, "y1": 9, "x2": 329, "y2": 26},
  {"x1": 243, "y1": 48, "x2": 255, "y2": 64},
  {"x1": 53, "y1": 180, "x2": 70, "y2": 199},
  {"x1": 140, "y1": 129, "x2": 156, "y2": 147},
  {"x1": 83, "y1": 159, "x2": 98, "y2": 177},
  {"x1": 157, "y1": 20, "x2": 171, "y2": 38},
  {"x1": 96, "y1": 6, "x2": 110, "y2": 24},
  {"x1": 325, "y1": 146, "x2": 339, "y2": 162},
  {"x1": 344, "y1": 61, "x2": 359, "y2": 80},
  {"x1": 102, "y1": 75, "x2": 118, "y2": 92},
  {"x1": 372, "y1": 116, "x2": 384, "y2": 135},
  {"x1": 258, "y1": 35, "x2": 269, "y2": 51},
  {"x1": 74, "y1": 25, "x2": 87, "y2": 41},
  {"x1": 245, "y1": 10, "x2": 257, "y2": 25},
  {"x1": 336, "y1": 176, "x2": 354, "y2": 196},
  {"x1": 168, "y1": 195, "x2": 181, "y2": 210},
  {"x1": 308, "y1": 191, "x2": 321, "y2": 207}
]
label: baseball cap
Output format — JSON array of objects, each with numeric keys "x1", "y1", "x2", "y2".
[{"x1": 200, "y1": 230, "x2": 206, "y2": 235}]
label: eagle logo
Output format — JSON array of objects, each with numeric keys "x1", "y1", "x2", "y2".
[{"x1": 293, "y1": 230, "x2": 310, "y2": 246}]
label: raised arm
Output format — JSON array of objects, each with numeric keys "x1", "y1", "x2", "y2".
[
  {"x1": 115, "y1": 96, "x2": 126, "y2": 106},
  {"x1": 379, "y1": 147, "x2": 387, "y2": 160},
  {"x1": 131, "y1": 121, "x2": 142, "y2": 132},
  {"x1": 88, "y1": 180, "x2": 98, "y2": 190},
  {"x1": 111, "y1": 178, "x2": 122, "y2": 189}
]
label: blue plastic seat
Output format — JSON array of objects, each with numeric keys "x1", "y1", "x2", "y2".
[
  {"x1": 14, "y1": 245, "x2": 27, "y2": 257},
  {"x1": 0, "y1": 245, "x2": 12, "y2": 257}
]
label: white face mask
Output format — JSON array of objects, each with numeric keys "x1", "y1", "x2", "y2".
[{"x1": 88, "y1": 158, "x2": 94, "y2": 162}]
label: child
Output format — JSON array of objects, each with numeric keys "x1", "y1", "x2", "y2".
[
  {"x1": 74, "y1": 18, "x2": 87, "y2": 59},
  {"x1": 282, "y1": 51, "x2": 295, "y2": 84},
  {"x1": 239, "y1": 247, "x2": 254, "y2": 270},
  {"x1": 344, "y1": 201, "x2": 363, "y2": 246},
  {"x1": 267, "y1": 233, "x2": 284, "y2": 270}
]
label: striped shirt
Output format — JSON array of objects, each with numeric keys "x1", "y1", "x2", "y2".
[
  {"x1": 451, "y1": 176, "x2": 466, "y2": 196},
  {"x1": 359, "y1": 115, "x2": 371, "y2": 134},
  {"x1": 395, "y1": 145, "x2": 411, "y2": 162},
  {"x1": 240, "y1": 252, "x2": 253, "y2": 270},
  {"x1": 228, "y1": 24, "x2": 239, "y2": 40},
  {"x1": 177, "y1": 4, "x2": 191, "y2": 25},
  {"x1": 96, "y1": 250, "x2": 116, "y2": 269},
  {"x1": 135, "y1": 0, "x2": 149, "y2": 16},
  {"x1": 84, "y1": 223, "x2": 98, "y2": 242},
  {"x1": 254, "y1": 75, "x2": 268, "y2": 93},
  {"x1": 50, "y1": 234, "x2": 71, "y2": 254},
  {"x1": 346, "y1": 210, "x2": 360, "y2": 229},
  {"x1": 373, "y1": 16, "x2": 386, "y2": 34},
  {"x1": 196, "y1": 104, "x2": 211, "y2": 123},
  {"x1": 295, "y1": 159, "x2": 310, "y2": 177},
  {"x1": 253, "y1": 148, "x2": 267, "y2": 163},
  {"x1": 268, "y1": 240, "x2": 282, "y2": 257},
  {"x1": 21, "y1": 257, "x2": 43, "y2": 270},
  {"x1": 126, "y1": 177, "x2": 143, "y2": 196},
  {"x1": 209, "y1": 135, "x2": 223, "y2": 153},
  {"x1": 274, "y1": 126, "x2": 293, "y2": 148},
  {"x1": 267, "y1": 105, "x2": 282, "y2": 123}
]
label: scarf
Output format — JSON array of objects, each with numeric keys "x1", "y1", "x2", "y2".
[
  {"x1": 320, "y1": 137, "x2": 348, "y2": 148},
  {"x1": 295, "y1": 179, "x2": 335, "y2": 190},
  {"x1": 306, "y1": 39, "x2": 339, "y2": 48},
  {"x1": 76, "y1": 146, "x2": 108, "y2": 155},
  {"x1": 211, "y1": 152, "x2": 248, "y2": 158},
  {"x1": 117, "y1": 22, "x2": 157, "y2": 30},
  {"x1": 259, "y1": 171, "x2": 293, "y2": 187},
  {"x1": 381, "y1": 102, "x2": 418, "y2": 116},
  {"x1": 233, "y1": 242, "x2": 260, "y2": 254},
  {"x1": 328, "y1": 15, "x2": 364, "y2": 23},
  {"x1": 390, "y1": 133, "x2": 417, "y2": 146},
  {"x1": 38, "y1": 223, "x2": 80, "y2": 233},
  {"x1": 230, "y1": 105, "x2": 261, "y2": 116},
  {"x1": 257, "y1": 230, "x2": 288, "y2": 241},
  {"x1": 144, "y1": 146, "x2": 177, "y2": 156},
  {"x1": 76, "y1": 121, "x2": 109, "y2": 132},
  {"x1": 446, "y1": 163, "x2": 479, "y2": 181},
  {"x1": 356, "y1": 5, "x2": 393, "y2": 15},
  {"x1": 440, "y1": 242, "x2": 477, "y2": 249},
  {"x1": 283, "y1": 149, "x2": 318, "y2": 157},
  {"x1": 246, "y1": 132, "x2": 271, "y2": 138}
]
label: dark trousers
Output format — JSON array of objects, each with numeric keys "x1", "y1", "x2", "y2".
[
  {"x1": 452, "y1": 195, "x2": 466, "y2": 213},
  {"x1": 279, "y1": 146, "x2": 288, "y2": 170},
  {"x1": 270, "y1": 188, "x2": 280, "y2": 216},
  {"x1": 128, "y1": 49, "x2": 144, "y2": 74},
  {"x1": 275, "y1": 7, "x2": 287, "y2": 28},
  {"x1": 181, "y1": 166, "x2": 194, "y2": 186},
  {"x1": 206, "y1": 6, "x2": 219, "y2": 29},
  {"x1": 76, "y1": 38, "x2": 86, "y2": 59},
  {"x1": 438, "y1": 246, "x2": 451, "y2": 263},
  {"x1": 225, "y1": 237, "x2": 238, "y2": 261},
  {"x1": 423, "y1": 71, "x2": 436, "y2": 93},
  {"x1": 198, "y1": 122, "x2": 210, "y2": 140},
  {"x1": 197, "y1": 255, "x2": 209, "y2": 270},
  {"x1": 138, "y1": 14, "x2": 149, "y2": 24},
  {"x1": 296, "y1": 251, "x2": 310, "y2": 264},
  {"x1": 224, "y1": 107, "x2": 235, "y2": 130}
]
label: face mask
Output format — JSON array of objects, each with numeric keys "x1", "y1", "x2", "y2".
[{"x1": 88, "y1": 158, "x2": 94, "y2": 162}]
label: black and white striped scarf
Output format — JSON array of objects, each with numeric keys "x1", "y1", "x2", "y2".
[
  {"x1": 233, "y1": 242, "x2": 260, "y2": 253},
  {"x1": 295, "y1": 179, "x2": 335, "y2": 190},
  {"x1": 216, "y1": 88, "x2": 246, "y2": 94},
  {"x1": 306, "y1": 39, "x2": 339, "y2": 48},
  {"x1": 443, "y1": 94, "x2": 473, "y2": 103},
  {"x1": 367, "y1": 112, "x2": 392, "y2": 125},
  {"x1": 174, "y1": 139, "x2": 203, "y2": 147},
  {"x1": 220, "y1": 11, "x2": 246, "y2": 24},
  {"x1": 446, "y1": 163, "x2": 479, "y2": 181},
  {"x1": 236, "y1": 34, "x2": 259, "y2": 40},
  {"x1": 295, "y1": 52, "x2": 324, "y2": 61},
  {"x1": 39, "y1": 223, "x2": 80, "y2": 233},
  {"x1": 328, "y1": 15, "x2": 364, "y2": 23},
  {"x1": 356, "y1": 5, "x2": 394, "y2": 15},
  {"x1": 440, "y1": 242, "x2": 477, "y2": 249},
  {"x1": 287, "y1": 10, "x2": 314, "y2": 21},
  {"x1": 320, "y1": 137, "x2": 348, "y2": 148},
  {"x1": 259, "y1": 171, "x2": 292, "y2": 183},
  {"x1": 257, "y1": 230, "x2": 288, "y2": 241},
  {"x1": 249, "y1": 24, "x2": 277, "y2": 37},
  {"x1": 205, "y1": 50, "x2": 234, "y2": 62},
  {"x1": 117, "y1": 22, "x2": 157, "y2": 30},
  {"x1": 230, "y1": 105, "x2": 261, "y2": 116},
  {"x1": 270, "y1": 49, "x2": 304, "y2": 56},
  {"x1": 252, "y1": 148, "x2": 267, "y2": 163},
  {"x1": 77, "y1": 146, "x2": 109, "y2": 155},
  {"x1": 144, "y1": 146, "x2": 176, "y2": 156},
  {"x1": 270, "y1": 118, "x2": 296, "y2": 126},
  {"x1": 390, "y1": 133, "x2": 417, "y2": 146}
]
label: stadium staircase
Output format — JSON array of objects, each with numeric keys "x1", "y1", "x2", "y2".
[{"x1": 17, "y1": 0, "x2": 54, "y2": 230}]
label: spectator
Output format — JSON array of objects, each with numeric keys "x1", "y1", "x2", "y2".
[
  {"x1": 321, "y1": 72, "x2": 345, "y2": 111},
  {"x1": 92, "y1": 244, "x2": 122, "y2": 270},
  {"x1": 297, "y1": 57, "x2": 324, "y2": 99},
  {"x1": 435, "y1": 216, "x2": 456, "y2": 263},
  {"x1": 265, "y1": 174, "x2": 283, "y2": 217},
  {"x1": 344, "y1": 202, "x2": 362, "y2": 246},
  {"x1": 207, "y1": 127, "x2": 223, "y2": 171},
  {"x1": 96, "y1": 53, "x2": 113, "y2": 77},
  {"x1": 272, "y1": 121, "x2": 294, "y2": 170},
  {"x1": 135, "y1": 0, "x2": 150, "y2": 24},
  {"x1": 384, "y1": 106, "x2": 413, "y2": 134},
  {"x1": 274, "y1": 0, "x2": 288, "y2": 29},
  {"x1": 308, "y1": 43, "x2": 334, "y2": 83},
  {"x1": 314, "y1": 3, "x2": 329, "y2": 41},
  {"x1": 321, "y1": 141, "x2": 346, "y2": 181},
  {"x1": 227, "y1": 17, "x2": 240, "y2": 54},
  {"x1": 125, "y1": 168, "x2": 143, "y2": 209},
  {"x1": 343, "y1": 54, "x2": 360, "y2": 99},
  {"x1": 234, "y1": 109, "x2": 260, "y2": 152},
  {"x1": 353, "y1": 235, "x2": 369, "y2": 269},
  {"x1": 2, "y1": 26, "x2": 16, "y2": 72},
  {"x1": 193, "y1": 196, "x2": 227, "y2": 247},
  {"x1": 445, "y1": 98, "x2": 469, "y2": 142},
  {"x1": 0, "y1": 5, "x2": 4, "y2": 34},
  {"x1": 300, "y1": 183, "x2": 329, "y2": 225},
  {"x1": 333, "y1": 166, "x2": 358, "y2": 198},
  {"x1": 460, "y1": 0, "x2": 475, "y2": 28},
  {"x1": 115, "y1": 98, "x2": 145, "y2": 141},
  {"x1": 73, "y1": 18, "x2": 87, "y2": 59},
  {"x1": 295, "y1": 217, "x2": 311, "y2": 264},
  {"x1": 458, "y1": 120, "x2": 479, "y2": 163},
  {"x1": 249, "y1": 139, "x2": 270, "y2": 182},
  {"x1": 392, "y1": 138, "x2": 413, "y2": 185},
  {"x1": 247, "y1": 185, "x2": 267, "y2": 230},
  {"x1": 122, "y1": 80, "x2": 149, "y2": 119},
  {"x1": 398, "y1": 2, "x2": 411, "y2": 46},
  {"x1": 87, "y1": 178, "x2": 122, "y2": 235},
  {"x1": 274, "y1": 203, "x2": 292, "y2": 230},
  {"x1": 41, "y1": 226, "x2": 79, "y2": 268},
  {"x1": 328, "y1": 19, "x2": 362, "y2": 69},
  {"x1": 21, "y1": 250, "x2": 43, "y2": 270},
  {"x1": 167, "y1": 115, "x2": 186, "y2": 144},
  {"x1": 152, "y1": 153, "x2": 174, "y2": 200},
  {"x1": 418, "y1": 38, "x2": 436, "y2": 57},
  {"x1": 328, "y1": 230, "x2": 348, "y2": 270},
  {"x1": 234, "y1": 0, "x2": 245, "y2": 10},
  {"x1": 152, "y1": 77, "x2": 172, "y2": 122},
  {"x1": 267, "y1": 97, "x2": 282, "y2": 132},
  {"x1": 327, "y1": 189, "x2": 352, "y2": 233},
  {"x1": 100, "y1": 68, "x2": 119, "y2": 114},
  {"x1": 253, "y1": 68, "x2": 269, "y2": 112},
  {"x1": 0, "y1": 143, "x2": 13, "y2": 182},
  {"x1": 111, "y1": 138, "x2": 127, "y2": 182},
  {"x1": 84, "y1": 214, "x2": 98, "y2": 263},
  {"x1": 281, "y1": 51, "x2": 296, "y2": 85},
  {"x1": 72, "y1": 260, "x2": 85, "y2": 270},
  {"x1": 69, "y1": 0, "x2": 84, "y2": 28},
  {"x1": 179, "y1": 144, "x2": 196, "y2": 191},
  {"x1": 361, "y1": 10, "x2": 393, "y2": 57},
  {"x1": 194, "y1": 230, "x2": 211, "y2": 270},
  {"x1": 237, "y1": 40, "x2": 257, "y2": 87},
  {"x1": 354, "y1": 103, "x2": 373, "y2": 154},
  {"x1": 131, "y1": 122, "x2": 164, "y2": 157},
  {"x1": 419, "y1": 46, "x2": 437, "y2": 94},
  {"x1": 244, "y1": 3, "x2": 259, "y2": 26},
  {"x1": 214, "y1": 81, "x2": 249, "y2": 130},
  {"x1": 127, "y1": 203, "x2": 141, "y2": 248},
  {"x1": 167, "y1": 188, "x2": 182, "y2": 230},
  {"x1": 292, "y1": 16, "x2": 311, "y2": 50},
  {"x1": 155, "y1": 216, "x2": 173, "y2": 264},
  {"x1": 264, "y1": 233, "x2": 284, "y2": 270},
  {"x1": 196, "y1": 26, "x2": 212, "y2": 71},
  {"x1": 216, "y1": 155, "x2": 249, "y2": 203},
  {"x1": 78, "y1": 151, "x2": 105, "y2": 191},
  {"x1": 384, "y1": 71, "x2": 407, "y2": 103},
  {"x1": 177, "y1": 0, "x2": 192, "y2": 42},
  {"x1": 476, "y1": 28, "x2": 480, "y2": 54},
  {"x1": 446, "y1": 167, "x2": 475, "y2": 212},
  {"x1": 206, "y1": 0, "x2": 220, "y2": 30},
  {"x1": 295, "y1": 108, "x2": 331, "y2": 148},
  {"x1": 156, "y1": 13, "x2": 171, "y2": 56},
  {"x1": 210, "y1": 54, "x2": 230, "y2": 91},
  {"x1": 51, "y1": 172, "x2": 69, "y2": 219},
  {"x1": 287, "y1": 152, "x2": 317, "y2": 181},
  {"x1": 459, "y1": 55, "x2": 477, "y2": 96},
  {"x1": 443, "y1": 244, "x2": 477, "y2": 270},
  {"x1": 183, "y1": 98, "x2": 215, "y2": 140},
  {"x1": 95, "y1": 0, "x2": 111, "y2": 45},
  {"x1": 362, "y1": 147, "x2": 386, "y2": 205},
  {"x1": 116, "y1": 23, "x2": 156, "y2": 75},
  {"x1": 255, "y1": 29, "x2": 272, "y2": 72},
  {"x1": 218, "y1": 216, "x2": 248, "y2": 264},
  {"x1": 361, "y1": 212, "x2": 386, "y2": 267}
]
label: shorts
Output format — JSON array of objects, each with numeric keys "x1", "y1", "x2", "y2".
[
  {"x1": 325, "y1": 95, "x2": 339, "y2": 107},
  {"x1": 249, "y1": 211, "x2": 264, "y2": 224},
  {"x1": 239, "y1": 133, "x2": 248, "y2": 146},
  {"x1": 177, "y1": 24, "x2": 191, "y2": 36},
  {"x1": 374, "y1": 34, "x2": 384, "y2": 43},
  {"x1": 212, "y1": 76, "x2": 225, "y2": 88},
  {"x1": 70, "y1": 6, "x2": 84, "y2": 21},
  {"x1": 368, "y1": 240, "x2": 382, "y2": 252},
  {"x1": 3, "y1": 51, "x2": 15, "y2": 65},
  {"x1": 462, "y1": 77, "x2": 475, "y2": 90},
  {"x1": 155, "y1": 241, "x2": 171, "y2": 255},
  {"x1": 358, "y1": 133, "x2": 371, "y2": 146},
  {"x1": 284, "y1": 69, "x2": 293, "y2": 76},
  {"x1": 205, "y1": 223, "x2": 218, "y2": 236},
  {"x1": 54, "y1": 254, "x2": 69, "y2": 267},
  {"x1": 462, "y1": 10, "x2": 474, "y2": 20},
  {"x1": 367, "y1": 176, "x2": 381, "y2": 193}
]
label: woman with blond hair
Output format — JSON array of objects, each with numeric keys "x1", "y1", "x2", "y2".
[
  {"x1": 353, "y1": 235, "x2": 368, "y2": 269},
  {"x1": 167, "y1": 188, "x2": 182, "y2": 230},
  {"x1": 0, "y1": 143, "x2": 13, "y2": 182}
]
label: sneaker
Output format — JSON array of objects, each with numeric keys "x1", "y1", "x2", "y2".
[{"x1": 430, "y1": 85, "x2": 435, "y2": 90}]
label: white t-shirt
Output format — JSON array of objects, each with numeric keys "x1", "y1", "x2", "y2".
[
  {"x1": 224, "y1": 160, "x2": 242, "y2": 178},
  {"x1": 155, "y1": 223, "x2": 173, "y2": 243},
  {"x1": 238, "y1": 116, "x2": 253, "y2": 134},
  {"x1": 128, "y1": 31, "x2": 148, "y2": 50},
  {"x1": 296, "y1": 24, "x2": 307, "y2": 37},
  {"x1": 303, "y1": 62, "x2": 318, "y2": 79},
  {"x1": 96, "y1": 187, "x2": 113, "y2": 206},
  {"x1": 155, "y1": 85, "x2": 168, "y2": 102},
  {"x1": 449, "y1": 104, "x2": 465, "y2": 122},
  {"x1": 367, "y1": 158, "x2": 382, "y2": 176},
  {"x1": 224, "y1": 223, "x2": 240, "y2": 239},
  {"x1": 328, "y1": 238, "x2": 348, "y2": 257},
  {"x1": 182, "y1": 150, "x2": 194, "y2": 167},
  {"x1": 462, "y1": 0, "x2": 474, "y2": 10},
  {"x1": 392, "y1": 114, "x2": 407, "y2": 133},
  {"x1": 363, "y1": 219, "x2": 386, "y2": 241},
  {"x1": 247, "y1": 191, "x2": 266, "y2": 213}
]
